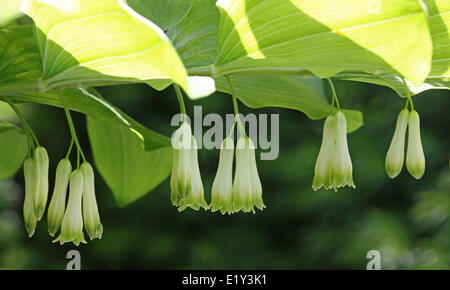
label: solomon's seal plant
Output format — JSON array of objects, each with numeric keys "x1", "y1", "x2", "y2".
[{"x1": 0, "y1": 0, "x2": 447, "y2": 246}]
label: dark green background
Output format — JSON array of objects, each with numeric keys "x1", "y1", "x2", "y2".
[{"x1": 0, "y1": 80, "x2": 448, "y2": 269}]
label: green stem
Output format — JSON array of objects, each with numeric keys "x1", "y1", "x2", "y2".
[
  {"x1": 401, "y1": 78, "x2": 415, "y2": 111},
  {"x1": 4, "y1": 97, "x2": 40, "y2": 147},
  {"x1": 225, "y1": 76, "x2": 246, "y2": 137},
  {"x1": 174, "y1": 84, "x2": 187, "y2": 116},
  {"x1": 327, "y1": 78, "x2": 341, "y2": 111},
  {"x1": 65, "y1": 138, "x2": 75, "y2": 159},
  {"x1": 55, "y1": 89, "x2": 87, "y2": 163}
]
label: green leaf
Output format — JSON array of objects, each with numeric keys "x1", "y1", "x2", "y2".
[
  {"x1": 0, "y1": 0, "x2": 24, "y2": 27},
  {"x1": 424, "y1": 0, "x2": 449, "y2": 79},
  {"x1": 87, "y1": 117, "x2": 172, "y2": 207},
  {"x1": 215, "y1": 0, "x2": 432, "y2": 87},
  {"x1": 127, "y1": 0, "x2": 193, "y2": 31},
  {"x1": 4, "y1": 87, "x2": 171, "y2": 150},
  {"x1": 0, "y1": 26, "x2": 42, "y2": 95},
  {"x1": 0, "y1": 120, "x2": 28, "y2": 180},
  {"x1": 167, "y1": 0, "x2": 220, "y2": 69},
  {"x1": 22, "y1": 0, "x2": 188, "y2": 92},
  {"x1": 215, "y1": 75, "x2": 363, "y2": 132}
]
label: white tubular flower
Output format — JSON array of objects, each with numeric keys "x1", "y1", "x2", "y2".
[
  {"x1": 406, "y1": 110, "x2": 425, "y2": 179},
  {"x1": 313, "y1": 115, "x2": 336, "y2": 191},
  {"x1": 47, "y1": 159, "x2": 72, "y2": 237},
  {"x1": 211, "y1": 138, "x2": 234, "y2": 214},
  {"x1": 333, "y1": 111, "x2": 355, "y2": 189},
  {"x1": 232, "y1": 137, "x2": 264, "y2": 213},
  {"x1": 54, "y1": 170, "x2": 86, "y2": 246},
  {"x1": 170, "y1": 122, "x2": 207, "y2": 211},
  {"x1": 34, "y1": 146, "x2": 49, "y2": 220},
  {"x1": 81, "y1": 162, "x2": 103, "y2": 240},
  {"x1": 385, "y1": 109, "x2": 409, "y2": 178},
  {"x1": 23, "y1": 158, "x2": 38, "y2": 237}
]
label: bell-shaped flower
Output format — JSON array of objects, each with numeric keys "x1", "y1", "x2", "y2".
[
  {"x1": 211, "y1": 138, "x2": 234, "y2": 214},
  {"x1": 81, "y1": 162, "x2": 103, "y2": 240},
  {"x1": 385, "y1": 109, "x2": 409, "y2": 178},
  {"x1": 47, "y1": 159, "x2": 72, "y2": 236},
  {"x1": 34, "y1": 146, "x2": 49, "y2": 220},
  {"x1": 313, "y1": 115, "x2": 336, "y2": 191},
  {"x1": 54, "y1": 170, "x2": 86, "y2": 246},
  {"x1": 332, "y1": 111, "x2": 355, "y2": 189},
  {"x1": 170, "y1": 122, "x2": 207, "y2": 211},
  {"x1": 232, "y1": 137, "x2": 265, "y2": 213},
  {"x1": 23, "y1": 158, "x2": 38, "y2": 237},
  {"x1": 406, "y1": 110, "x2": 425, "y2": 179}
]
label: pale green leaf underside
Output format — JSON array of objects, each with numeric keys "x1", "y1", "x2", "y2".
[
  {"x1": 4, "y1": 87, "x2": 170, "y2": 150},
  {"x1": 22, "y1": 0, "x2": 188, "y2": 92},
  {"x1": 0, "y1": 0, "x2": 24, "y2": 27},
  {"x1": 215, "y1": 0, "x2": 432, "y2": 87},
  {"x1": 0, "y1": 120, "x2": 28, "y2": 180},
  {"x1": 87, "y1": 117, "x2": 172, "y2": 207},
  {"x1": 215, "y1": 75, "x2": 363, "y2": 133}
]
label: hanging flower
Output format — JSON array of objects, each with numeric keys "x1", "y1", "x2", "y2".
[
  {"x1": 81, "y1": 162, "x2": 103, "y2": 240},
  {"x1": 54, "y1": 170, "x2": 86, "y2": 246},
  {"x1": 33, "y1": 146, "x2": 49, "y2": 221},
  {"x1": 313, "y1": 111, "x2": 355, "y2": 191},
  {"x1": 313, "y1": 115, "x2": 336, "y2": 191},
  {"x1": 47, "y1": 159, "x2": 72, "y2": 236},
  {"x1": 333, "y1": 111, "x2": 355, "y2": 189},
  {"x1": 170, "y1": 122, "x2": 207, "y2": 211},
  {"x1": 406, "y1": 110, "x2": 425, "y2": 179},
  {"x1": 23, "y1": 158, "x2": 38, "y2": 237},
  {"x1": 232, "y1": 137, "x2": 265, "y2": 213},
  {"x1": 211, "y1": 138, "x2": 234, "y2": 214},
  {"x1": 385, "y1": 109, "x2": 409, "y2": 178}
]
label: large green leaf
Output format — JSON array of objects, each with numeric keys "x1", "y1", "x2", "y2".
[
  {"x1": 87, "y1": 117, "x2": 172, "y2": 207},
  {"x1": 0, "y1": 120, "x2": 28, "y2": 180},
  {"x1": 127, "y1": 0, "x2": 193, "y2": 31},
  {"x1": 22, "y1": 0, "x2": 188, "y2": 92},
  {"x1": 0, "y1": 26, "x2": 42, "y2": 95},
  {"x1": 425, "y1": 0, "x2": 449, "y2": 79},
  {"x1": 215, "y1": 0, "x2": 432, "y2": 87},
  {"x1": 4, "y1": 87, "x2": 171, "y2": 150},
  {"x1": 215, "y1": 75, "x2": 363, "y2": 133},
  {"x1": 0, "y1": 0, "x2": 24, "y2": 27}
]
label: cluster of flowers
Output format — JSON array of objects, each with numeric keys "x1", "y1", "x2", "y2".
[
  {"x1": 170, "y1": 122, "x2": 265, "y2": 214},
  {"x1": 23, "y1": 147, "x2": 102, "y2": 246},
  {"x1": 312, "y1": 111, "x2": 355, "y2": 191},
  {"x1": 385, "y1": 109, "x2": 425, "y2": 179}
]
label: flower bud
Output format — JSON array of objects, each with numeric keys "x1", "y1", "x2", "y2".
[
  {"x1": 211, "y1": 138, "x2": 234, "y2": 214},
  {"x1": 385, "y1": 109, "x2": 409, "y2": 178},
  {"x1": 23, "y1": 158, "x2": 38, "y2": 237},
  {"x1": 332, "y1": 111, "x2": 355, "y2": 189},
  {"x1": 54, "y1": 170, "x2": 86, "y2": 246},
  {"x1": 81, "y1": 162, "x2": 103, "y2": 240},
  {"x1": 406, "y1": 110, "x2": 425, "y2": 179},
  {"x1": 47, "y1": 159, "x2": 72, "y2": 236},
  {"x1": 34, "y1": 146, "x2": 49, "y2": 220},
  {"x1": 313, "y1": 115, "x2": 336, "y2": 191}
]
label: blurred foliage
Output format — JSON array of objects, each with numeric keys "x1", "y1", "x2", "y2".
[{"x1": 0, "y1": 80, "x2": 448, "y2": 269}]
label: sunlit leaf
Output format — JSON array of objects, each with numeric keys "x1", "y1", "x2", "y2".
[
  {"x1": 215, "y1": 0, "x2": 432, "y2": 87},
  {"x1": 22, "y1": 0, "x2": 188, "y2": 91},
  {"x1": 0, "y1": 0, "x2": 24, "y2": 27},
  {"x1": 87, "y1": 117, "x2": 172, "y2": 207}
]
